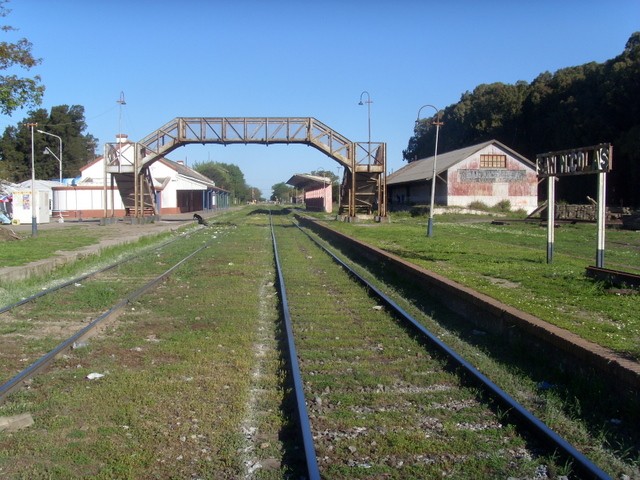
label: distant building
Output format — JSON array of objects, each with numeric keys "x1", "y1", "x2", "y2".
[
  {"x1": 387, "y1": 139, "x2": 538, "y2": 213},
  {"x1": 286, "y1": 174, "x2": 333, "y2": 213}
]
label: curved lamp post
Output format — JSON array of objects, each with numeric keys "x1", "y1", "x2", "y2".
[
  {"x1": 38, "y1": 129, "x2": 63, "y2": 183},
  {"x1": 358, "y1": 91, "x2": 372, "y2": 164},
  {"x1": 26, "y1": 122, "x2": 38, "y2": 236},
  {"x1": 416, "y1": 104, "x2": 443, "y2": 237}
]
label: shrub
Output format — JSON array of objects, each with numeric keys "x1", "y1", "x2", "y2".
[
  {"x1": 467, "y1": 201, "x2": 490, "y2": 211},
  {"x1": 495, "y1": 200, "x2": 512, "y2": 212}
]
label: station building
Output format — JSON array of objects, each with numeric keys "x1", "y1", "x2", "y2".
[
  {"x1": 52, "y1": 135, "x2": 229, "y2": 220},
  {"x1": 387, "y1": 139, "x2": 538, "y2": 213}
]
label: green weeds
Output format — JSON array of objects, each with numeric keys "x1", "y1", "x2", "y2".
[{"x1": 329, "y1": 216, "x2": 640, "y2": 360}]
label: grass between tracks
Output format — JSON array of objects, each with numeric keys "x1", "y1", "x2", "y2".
[
  {"x1": 0, "y1": 209, "x2": 295, "y2": 479},
  {"x1": 0, "y1": 207, "x2": 639, "y2": 477},
  {"x1": 0, "y1": 227, "x2": 182, "y2": 308}
]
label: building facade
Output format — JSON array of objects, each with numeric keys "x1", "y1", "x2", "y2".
[
  {"x1": 52, "y1": 135, "x2": 228, "y2": 219},
  {"x1": 387, "y1": 140, "x2": 538, "y2": 213}
]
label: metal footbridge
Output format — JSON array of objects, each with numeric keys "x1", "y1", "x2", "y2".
[{"x1": 105, "y1": 117, "x2": 386, "y2": 219}]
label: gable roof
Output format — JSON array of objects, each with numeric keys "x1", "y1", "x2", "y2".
[
  {"x1": 387, "y1": 139, "x2": 534, "y2": 186},
  {"x1": 157, "y1": 158, "x2": 217, "y2": 188},
  {"x1": 80, "y1": 156, "x2": 222, "y2": 190}
]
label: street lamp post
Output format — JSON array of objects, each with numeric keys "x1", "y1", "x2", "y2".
[
  {"x1": 26, "y1": 122, "x2": 38, "y2": 236},
  {"x1": 358, "y1": 91, "x2": 372, "y2": 164},
  {"x1": 37, "y1": 129, "x2": 63, "y2": 183},
  {"x1": 416, "y1": 104, "x2": 443, "y2": 237}
]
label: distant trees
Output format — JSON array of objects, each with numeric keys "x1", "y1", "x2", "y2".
[
  {"x1": 271, "y1": 182, "x2": 294, "y2": 202},
  {"x1": 404, "y1": 32, "x2": 640, "y2": 207},
  {"x1": 193, "y1": 161, "x2": 254, "y2": 203},
  {"x1": 0, "y1": 105, "x2": 98, "y2": 181}
]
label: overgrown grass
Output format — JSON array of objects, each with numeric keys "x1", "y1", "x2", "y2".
[
  {"x1": 0, "y1": 226, "x2": 103, "y2": 266},
  {"x1": 327, "y1": 214, "x2": 640, "y2": 360},
  {"x1": 0, "y1": 227, "x2": 189, "y2": 308},
  {"x1": 0, "y1": 210, "x2": 293, "y2": 479}
]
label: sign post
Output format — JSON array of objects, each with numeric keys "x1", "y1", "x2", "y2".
[{"x1": 536, "y1": 143, "x2": 612, "y2": 267}]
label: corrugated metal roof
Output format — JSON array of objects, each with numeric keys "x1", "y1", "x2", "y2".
[{"x1": 387, "y1": 139, "x2": 534, "y2": 185}]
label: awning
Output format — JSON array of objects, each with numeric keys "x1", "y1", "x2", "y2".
[{"x1": 286, "y1": 174, "x2": 331, "y2": 190}]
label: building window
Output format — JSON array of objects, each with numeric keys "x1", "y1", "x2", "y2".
[{"x1": 480, "y1": 154, "x2": 506, "y2": 168}]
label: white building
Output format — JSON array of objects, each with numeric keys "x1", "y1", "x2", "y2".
[
  {"x1": 10, "y1": 180, "x2": 57, "y2": 224},
  {"x1": 53, "y1": 135, "x2": 228, "y2": 219}
]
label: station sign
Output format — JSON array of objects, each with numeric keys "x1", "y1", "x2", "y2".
[{"x1": 536, "y1": 143, "x2": 612, "y2": 177}]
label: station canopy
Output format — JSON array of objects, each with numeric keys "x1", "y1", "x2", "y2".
[{"x1": 286, "y1": 174, "x2": 331, "y2": 190}]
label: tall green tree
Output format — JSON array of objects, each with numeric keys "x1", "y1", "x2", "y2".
[
  {"x1": 0, "y1": 105, "x2": 97, "y2": 182},
  {"x1": 193, "y1": 160, "x2": 251, "y2": 202},
  {"x1": 0, "y1": 0, "x2": 44, "y2": 115}
]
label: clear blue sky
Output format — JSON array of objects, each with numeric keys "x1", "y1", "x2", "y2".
[{"x1": 5, "y1": 0, "x2": 639, "y2": 197}]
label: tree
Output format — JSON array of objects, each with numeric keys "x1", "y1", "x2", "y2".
[
  {"x1": 193, "y1": 160, "x2": 250, "y2": 203},
  {"x1": 271, "y1": 182, "x2": 294, "y2": 202},
  {"x1": 193, "y1": 161, "x2": 231, "y2": 188},
  {"x1": 0, "y1": 1, "x2": 45, "y2": 115},
  {"x1": 0, "y1": 105, "x2": 97, "y2": 182},
  {"x1": 402, "y1": 32, "x2": 640, "y2": 206}
]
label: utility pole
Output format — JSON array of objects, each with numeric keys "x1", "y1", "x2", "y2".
[{"x1": 26, "y1": 122, "x2": 38, "y2": 237}]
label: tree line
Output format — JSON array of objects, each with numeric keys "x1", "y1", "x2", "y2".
[{"x1": 404, "y1": 33, "x2": 640, "y2": 208}]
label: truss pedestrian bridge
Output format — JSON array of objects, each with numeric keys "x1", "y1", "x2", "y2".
[{"x1": 104, "y1": 117, "x2": 386, "y2": 219}]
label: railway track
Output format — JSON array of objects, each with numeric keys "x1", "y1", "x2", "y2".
[
  {"x1": 271, "y1": 214, "x2": 610, "y2": 479},
  {"x1": 0, "y1": 208, "x2": 630, "y2": 478}
]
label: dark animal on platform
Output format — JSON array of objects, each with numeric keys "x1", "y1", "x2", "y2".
[{"x1": 193, "y1": 213, "x2": 208, "y2": 226}]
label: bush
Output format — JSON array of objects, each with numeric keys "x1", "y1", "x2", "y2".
[
  {"x1": 495, "y1": 200, "x2": 512, "y2": 212},
  {"x1": 467, "y1": 201, "x2": 490, "y2": 211}
]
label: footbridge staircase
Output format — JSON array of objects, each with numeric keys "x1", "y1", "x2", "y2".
[{"x1": 105, "y1": 117, "x2": 386, "y2": 219}]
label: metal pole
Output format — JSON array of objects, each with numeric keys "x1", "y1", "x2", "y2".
[
  {"x1": 547, "y1": 177, "x2": 555, "y2": 264},
  {"x1": 416, "y1": 104, "x2": 442, "y2": 237},
  {"x1": 27, "y1": 123, "x2": 38, "y2": 237},
  {"x1": 337, "y1": 165, "x2": 341, "y2": 214},
  {"x1": 596, "y1": 171, "x2": 606, "y2": 267},
  {"x1": 427, "y1": 121, "x2": 441, "y2": 237},
  {"x1": 359, "y1": 91, "x2": 372, "y2": 165},
  {"x1": 38, "y1": 130, "x2": 63, "y2": 183}
]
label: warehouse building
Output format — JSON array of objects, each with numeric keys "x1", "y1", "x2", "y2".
[{"x1": 387, "y1": 139, "x2": 538, "y2": 213}]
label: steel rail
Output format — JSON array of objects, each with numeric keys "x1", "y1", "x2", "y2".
[
  {"x1": 293, "y1": 220, "x2": 611, "y2": 480},
  {"x1": 269, "y1": 214, "x2": 321, "y2": 480},
  {"x1": 0, "y1": 227, "x2": 200, "y2": 315},
  {"x1": 0, "y1": 240, "x2": 212, "y2": 403}
]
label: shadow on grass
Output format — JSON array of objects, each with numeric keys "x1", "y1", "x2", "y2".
[{"x1": 308, "y1": 220, "x2": 640, "y2": 473}]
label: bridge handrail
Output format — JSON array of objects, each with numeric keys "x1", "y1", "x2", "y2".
[{"x1": 135, "y1": 117, "x2": 355, "y2": 170}]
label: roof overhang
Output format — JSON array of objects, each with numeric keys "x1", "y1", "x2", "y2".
[{"x1": 286, "y1": 174, "x2": 331, "y2": 190}]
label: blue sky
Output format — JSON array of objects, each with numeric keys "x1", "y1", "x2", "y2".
[{"x1": 4, "y1": 0, "x2": 639, "y2": 197}]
